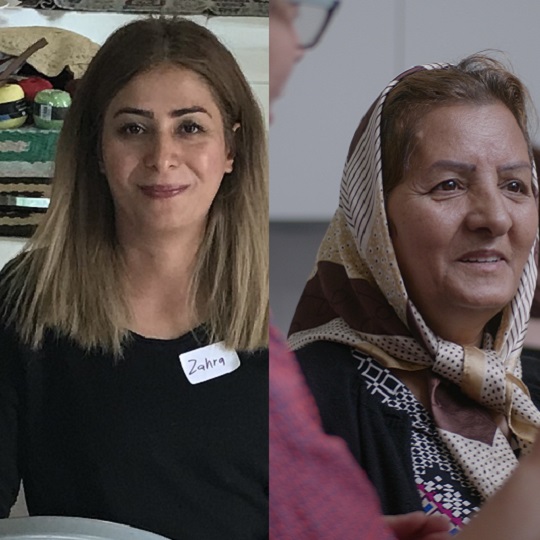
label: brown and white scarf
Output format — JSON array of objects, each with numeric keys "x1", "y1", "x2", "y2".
[{"x1": 288, "y1": 63, "x2": 540, "y2": 501}]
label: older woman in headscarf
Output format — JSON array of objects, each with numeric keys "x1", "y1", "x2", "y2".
[{"x1": 288, "y1": 54, "x2": 540, "y2": 535}]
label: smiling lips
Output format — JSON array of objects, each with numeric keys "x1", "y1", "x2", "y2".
[
  {"x1": 459, "y1": 250, "x2": 507, "y2": 265},
  {"x1": 139, "y1": 184, "x2": 189, "y2": 199}
]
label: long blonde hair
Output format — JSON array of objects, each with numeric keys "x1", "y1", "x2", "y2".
[{"x1": 1, "y1": 18, "x2": 268, "y2": 356}]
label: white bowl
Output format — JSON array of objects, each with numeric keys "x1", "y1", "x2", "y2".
[{"x1": 0, "y1": 516, "x2": 171, "y2": 539}]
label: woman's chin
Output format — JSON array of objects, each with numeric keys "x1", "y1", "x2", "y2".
[{"x1": 447, "y1": 291, "x2": 513, "y2": 319}]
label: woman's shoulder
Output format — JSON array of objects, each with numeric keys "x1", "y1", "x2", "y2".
[
  {"x1": 0, "y1": 251, "x2": 34, "y2": 328},
  {"x1": 293, "y1": 340, "x2": 366, "y2": 408},
  {"x1": 0, "y1": 251, "x2": 32, "y2": 301},
  {"x1": 294, "y1": 339, "x2": 356, "y2": 359},
  {"x1": 294, "y1": 340, "x2": 362, "y2": 376},
  {"x1": 238, "y1": 346, "x2": 268, "y2": 361},
  {"x1": 0, "y1": 257, "x2": 30, "y2": 366}
]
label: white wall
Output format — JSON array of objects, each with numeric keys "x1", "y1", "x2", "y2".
[
  {"x1": 0, "y1": 237, "x2": 24, "y2": 267},
  {"x1": 271, "y1": 0, "x2": 540, "y2": 220}
]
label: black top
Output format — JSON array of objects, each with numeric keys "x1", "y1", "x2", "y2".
[
  {"x1": 296, "y1": 340, "x2": 540, "y2": 516},
  {"x1": 0, "y1": 323, "x2": 268, "y2": 540}
]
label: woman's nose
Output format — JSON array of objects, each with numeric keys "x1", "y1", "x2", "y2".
[
  {"x1": 465, "y1": 183, "x2": 512, "y2": 236},
  {"x1": 143, "y1": 133, "x2": 179, "y2": 171}
]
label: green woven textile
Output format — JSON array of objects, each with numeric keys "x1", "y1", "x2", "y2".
[
  {"x1": 0, "y1": 127, "x2": 59, "y2": 178},
  {"x1": 0, "y1": 127, "x2": 55, "y2": 237}
]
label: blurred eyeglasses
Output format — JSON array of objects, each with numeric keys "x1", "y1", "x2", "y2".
[{"x1": 290, "y1": 0, "x2": 340, "y2": 49}]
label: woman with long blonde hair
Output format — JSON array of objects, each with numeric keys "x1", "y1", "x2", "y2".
[{"x1": 0, "y1": 18, "x2": 268, "y2": 540}]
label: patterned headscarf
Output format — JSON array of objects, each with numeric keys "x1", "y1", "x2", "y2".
[{"x1": 288, "y1": 63, "x2": 540, "y2": 500}]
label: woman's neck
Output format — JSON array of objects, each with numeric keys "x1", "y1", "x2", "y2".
[
  {"x1": 118, "y1": 218, "x2": 203, "y2": 279},
  {"x1": 420, "y1": 307, "x2": 488, "y2": 348},
  {"x1": 117, "y1": 224, "x2": 204, "y2": 339}
]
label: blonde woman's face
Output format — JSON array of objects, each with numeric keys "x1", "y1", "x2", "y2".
[
  {"x1": 101, "y1": 64, "x2": 233, "y2": 238},
  {"x1": 387, "y1": 102, "x2": 538, "y2": 341}
]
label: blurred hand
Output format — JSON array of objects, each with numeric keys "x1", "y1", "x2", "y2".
[
  {"x1": 384, "y1": 511, "x2": 451, "y2": 540},
  {"x1": 455, "y1": 430, "x2": 540, "y2": 540}
]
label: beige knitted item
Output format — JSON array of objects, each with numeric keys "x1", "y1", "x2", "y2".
[{"x1": 0, "y1": 26, "x2": 99, "y2": 78}]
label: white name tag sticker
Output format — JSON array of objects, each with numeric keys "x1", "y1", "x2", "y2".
[{"x1": 179, "y1": 342, "x2": 241, "y2": 384}]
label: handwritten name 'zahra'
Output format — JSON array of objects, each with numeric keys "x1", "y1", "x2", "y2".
[{"x1": 188, "y1": 357, "x2": 226, "y2": 375}]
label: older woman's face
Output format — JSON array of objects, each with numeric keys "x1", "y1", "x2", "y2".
[
  {"x1": 387, "y1": 102, "x2": 537, "y2": 341},
  {"x1": 101, "y1": 64, "x2": 233, "y2": 239}
]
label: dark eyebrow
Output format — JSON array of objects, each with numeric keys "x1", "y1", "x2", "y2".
[
  {"x1": 113, "y1": 106, "x2": 211, "y2": 119},
  {"x1": 428, "y1": 160, "x2": 476, "y2": 173},
  {"x1": 113, "y1": 107, "x2": 152, "y2": 119},
  {"x1": 171, "y1": 106, "x2": 211, "y2": 118},
  {"x1": 497, "y1": 161, "x2": 531, "y2": 173},
  {"x1": 427, "y1": 159, "x2": 533, "y2": 175}
]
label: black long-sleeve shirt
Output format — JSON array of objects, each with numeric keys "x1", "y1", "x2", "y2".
[{"x1": 0, "y1": 324, "x2": 268, "y2": 540}]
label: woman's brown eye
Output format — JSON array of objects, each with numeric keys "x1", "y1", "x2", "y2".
[
  {"x1": 506, "y1": 180, "x2": 523, "y2": 193},
  {"x1": 437, "y1": 179, "x2": 458, "y2": 191},
  {"x1": 179, "y1": 122, "x2": 204, "y2": 135},
  {"x1": 120, "y1": 124, "x2": 145, "y2": 135},
  {"x1": 183, "y1": 123, "x2": 199, "y2": 134}
]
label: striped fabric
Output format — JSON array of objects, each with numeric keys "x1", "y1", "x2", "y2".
[
  {"x1": 288, "y1": 63, "x2": 540, "y2": 503},
  {"x1": 0, "y1": 127, "x2": 55, "y2": 237}
]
